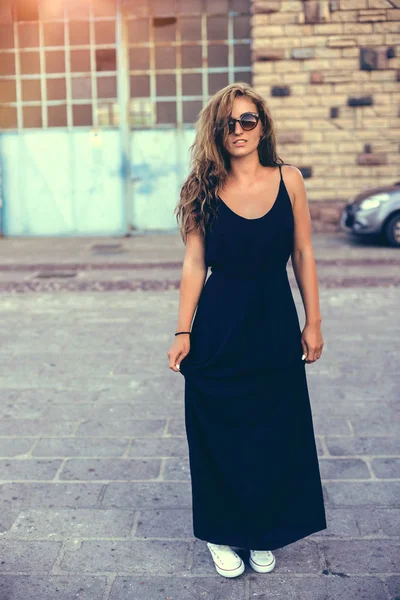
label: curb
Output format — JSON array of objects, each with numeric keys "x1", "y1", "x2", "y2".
[
  {"x1": 0, "y1": 257, "x2": 398, "y2": 272},
  {"x1": 0, "y1": 276, "x2": 399, "y2": 293}
]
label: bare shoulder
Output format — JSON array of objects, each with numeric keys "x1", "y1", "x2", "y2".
[{"x1": 281, "y1": 165, "x2": 306, "y2": 208}]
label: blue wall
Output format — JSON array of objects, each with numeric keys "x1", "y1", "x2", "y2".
[{"x1": 0, "y1": 127, "x2": 196, "y2": 236}]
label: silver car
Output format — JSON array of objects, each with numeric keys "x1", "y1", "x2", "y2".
[{"x1": 340, "y1": 180, "x2": 400, "y2": 247}]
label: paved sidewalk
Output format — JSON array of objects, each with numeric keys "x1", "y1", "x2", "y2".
[
  {"x1": 0, "y1": 230, "x2": 399, "y2": 265},
  {"x1": 0, "y1": 233, "x2": 399, "y2": 599},
  {"x1": 0, "y1": 231, "x2": 399, "y2": 291}
]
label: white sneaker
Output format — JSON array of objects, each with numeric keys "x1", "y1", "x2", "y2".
[
  {"x1": 206, "y1": 542, "x2": 245, "y2": 578},
  {"x1": 249, "y1": 549, "x2": 276, "y2": 573}
]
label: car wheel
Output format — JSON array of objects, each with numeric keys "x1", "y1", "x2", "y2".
[{"x1": 383, "y1": 213, "x2": 400, "y2": 247}]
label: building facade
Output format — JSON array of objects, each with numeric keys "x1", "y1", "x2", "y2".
[
  {"x1": 0, "y1": 0, "x2": 398, "y2": 235},
  {"x1": 252, "y1": 0, "x2": 400, "y2": 231}
]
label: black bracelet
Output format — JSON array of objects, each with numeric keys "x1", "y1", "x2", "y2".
[{"x1": 175, "y1": 331, "x2": 191, "y2": 336}]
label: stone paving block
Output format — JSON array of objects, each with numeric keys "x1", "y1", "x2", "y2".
[
  {"x1": 135, "y1": 508, "x2": 193, "y2": 539},
  {"x1": 0, "y1": 483, "x2": 103, "y2": 508},
  {"x1": 0, "y1": 419, "x2": 77, "y2": 436},
  {"x1": 58, "y1": 338, "x2": 133, "y2": 354},
  {"x1": 167, "y1": 418, "x2": 186, "y2": 435},
  {"x1": 113, "y1": 355, "x2": 165, "y2": 376},
  {"x1": 377, "y1": 508, "x2": 400, "y2": 537},
  {"x1": 94, "y1": 402, "x2": 184, "y2": 419},
  {"x1": 17, "y1": 388, "x2": 99, "y2": 404},
  {"x1": 60, "y1": 540, "x2": 190, "y2": 574},
  {"x1": 321, "y1": 484, "x2": 330, "y2": 507},
  {"x1": 249, "y1": 574, "x2": 387, "y2": 599},
  {"x1": 161, "y1": 457, "x2": 190, "y2": 481},
  {"x1": 386, "y1": 575, "x2": 400, "y2": 599},
  {"x1": 19, "y1": 351, "x2": 120, "y2": 376},
  {"x1": 0, "y1": 540, "x2": 62, "y2": 572},
  {"x1": 112, "y1": 362, "x2": 164, "y2": 379},
  {"x1": 25, "y1": 372, "x2": 130, "y2": 389},
  {"x1": 109, "y1": 575, "x2": 246, "y2": 599},
  {"x1": 1, "y1": 337, "x2": 65, "y2": 351},
  {"x1": 358, "y1": 506, "x2": 400, "y2": 539},
  {"x1": 325, "y1": 436, "x2": 400, "y2": 456},
  {"x1": 75, "y1": 418, "x2": 166, "y2": 436},
  {"x1": 59, "y1": 458, "x2": 161, "y2": 480},
  {"x1": 314, "y1": 436, "x2": 323, "y2": 456},
  {"x1": 321, "y1": 507, "x2": 361, "y2": 537},
  {"x1": 41, "y1": 404, "x2": 95, "y2": 420},
  {"x1": 101, "y1": 482, "x2": 192, "y2": 509},
  {"x1": 0, "y1": 438, "x2": 35, "y2": 456},
  {"x1": 32, "y1": 437, "x2": 129, "y2": 457},
  {"x1": 128, "y1": 436, "x2": 188, "y2": 457},
  {"x1": 319, "y1": 384, "x2": 397, "y2": 407},
  {"x1": 309, "y1": 416, "x2": 352, "y2": 435},
  {"x1": 96, "y1": 379, "x2": 183, "y2": 404},
  {"x1": 0, "y1": 575, "x2": 107, "y2": 600},
  {"x1": 306, "y1": 363, "x2": 341, "y2": 380},
  {"x1": 309, "y1": 392, "x2": 389, "y2": 415},
  {"x1": 333, "y1": 366, "x2": 388, "y2": 388},
  {"x1": 350, "y1": 507, "x2": 382, "y2": 537},
  {"x1": 349, "y1": 415, "x2": 399, "y2": 435},
  {"x1": 319, "y1": 458, "x2": 371, "y2": 479},
  {"x1": 325, "y1": 481, "x2": 400, "y2": 507},
  {"x1": 6, "y1": 508, "x2": 135, "y2": 539},
  {"x1": 321, "y1": 539, "x2": 400, "y2": 573},
  {"x1": 0, "y1": 505, "x2": 20, "y2": 533},
  {"x1": 39, "y1": 363, "x2": 120, "y2": 380},
  {"x1": 371, "y1": 458, "x2": 400, "y2": 478},
  {"x1": 0, "y1": 389, "x2": 21, "y2": 403},
  {"x1": 2, "y1": 360, "x2": 43, "y2": 377},
  {"x1": 0, "y1": 400, "x2": 48, "y2": 418},
  {"x1": 323, "y1": 506, "x2": 400, "y2": 538},
  {"x1": 84, "y1": 402, "x2": 145, "y2": 419},
  {"x1": 0, "y1": 374, "x2": 146, "y2": 391},
  {"x1": 0, "y1": 459, "x2": 62, "y2": 480}
]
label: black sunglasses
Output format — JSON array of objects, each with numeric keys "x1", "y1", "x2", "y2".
[{"x1": 226, "y1": 112, "x2": 260, "y2": 134}]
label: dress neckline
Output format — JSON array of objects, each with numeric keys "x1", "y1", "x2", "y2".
[{"x1": 217, "y1": 179, "x2": 282, "y2": 221}]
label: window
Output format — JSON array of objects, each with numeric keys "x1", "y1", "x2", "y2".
[
  {"x1": 0, "y1": 0, "x2": 252, "y2": 130},
  {"x1": 126, "y1": 0, "x2": 252, "y2": 126},
  {"x1": 0, "y1": 0, "x2": 118, "y2": 129}
]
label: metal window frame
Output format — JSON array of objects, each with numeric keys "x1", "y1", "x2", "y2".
[
  {"x1": 0, "y1": 0, "x2": 252, "y2": 131},
  {"x1": 127, "y1": 9, "x2": 252, "y2": 127},
  {"x1": 0, "y1": 0, "x2": 119, "y2": 131}
]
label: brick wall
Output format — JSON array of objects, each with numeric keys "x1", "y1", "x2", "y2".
[{"x1": 251, "y1": 0, "x2": 400, "y2": 231}]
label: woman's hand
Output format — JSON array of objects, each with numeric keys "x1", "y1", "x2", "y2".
[
  {"x1": 301, "y1": 322, "x2": 324, "y2": 364},
  {"x1": 167, "y1": 334, "x2": 191, "y2": 373}
]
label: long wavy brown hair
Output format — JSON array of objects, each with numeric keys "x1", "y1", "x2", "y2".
[{"x1": 175, "y1": 82, "x2": 284, "y2": 244}]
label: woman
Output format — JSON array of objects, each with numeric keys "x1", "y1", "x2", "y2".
[{"x1": 167, "y1": 82, "x2": 327, "y2": 578}]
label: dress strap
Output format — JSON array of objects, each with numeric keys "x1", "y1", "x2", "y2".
[{"x1": 278, "y1": 164, "x2": 283, "y2": 182}]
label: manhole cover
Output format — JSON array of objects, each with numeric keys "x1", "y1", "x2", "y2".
[
  {"x1": 91, "y1": 243, "x2": 125, "y2": 255},
  {"x1": 35, "y1": 271, "x2": 77, "y2": 279}
]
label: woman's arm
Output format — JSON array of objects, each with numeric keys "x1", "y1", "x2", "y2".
[
  {"x1": 287, "y1": 166, "x2": 324, "y2": 363},
  {"x1": 167, "y1": 227, "x2": 207, "y2": 372},
  {"x1": 176, "y1": 228, "x2": 208, "y2": 331}
]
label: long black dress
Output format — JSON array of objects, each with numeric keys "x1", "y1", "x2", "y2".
[{"x1": 179, "y1": 164, "x2": 327, "y2": 551}]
